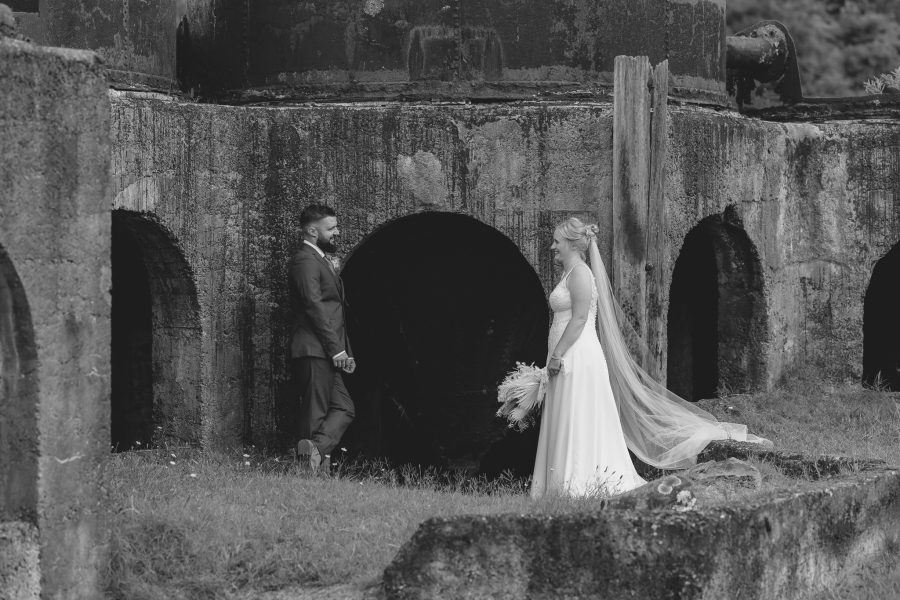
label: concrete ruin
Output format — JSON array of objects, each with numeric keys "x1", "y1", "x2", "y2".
[
  {"x1": 383, "y1": 443, "x2": 900, "y2": 600},
  {"x1": 0, "y1": 35, "x2": 110, "y2": 600},
  {"x1": 2, "y1": 0, "x2": 900, "y2": 596}
]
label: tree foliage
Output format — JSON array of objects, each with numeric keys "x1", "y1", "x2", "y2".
[{"x1": 727, "y1": 0, "x2": 900, "y2": 97}]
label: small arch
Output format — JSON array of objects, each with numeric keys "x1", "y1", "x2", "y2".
[
  {"x1": 666, "y1": 208, "x2": 768, "y2": 400},
  {"x1": 338, "y1": 212, "x2": 549, "y2": 475},
  {"x1": 863, "y1": 242, "x2": 900, "y2": 390},
  {"x1": 111, "y1": 210, "x2": 201, "y2": 450},
  {"x1": 0, "y1": 244, "x2": 39, "y2": 522}
]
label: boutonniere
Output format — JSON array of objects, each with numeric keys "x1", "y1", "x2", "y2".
[{"x1": 328, "y1": 255, "x2": 341, "y2": 272}]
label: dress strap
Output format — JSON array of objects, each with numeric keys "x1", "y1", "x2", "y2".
[{"x1": 562, "y1": 262, "x2": 589, "y2": 282}]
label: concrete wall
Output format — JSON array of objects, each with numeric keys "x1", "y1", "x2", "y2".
[
  {"x1": 237, "y1": 0, "x2": 726, "y2": 102},
  {"x1": 665, "y1": 109, "x2": 900, "y2": 387},
  {"x1": 0, "y1": 38, "x2": 110, "y2": 599},
  {"x1": 109, "y1": 91, "x2": 900, "y2": 451},
  {"x1": 13, "y1": 0, "x2": 186, "y2": 89},
  {"x1": 110, "y1": 91, "x2": 611, "y2": 449}
]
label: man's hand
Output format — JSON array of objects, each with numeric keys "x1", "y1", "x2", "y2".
[
  {"x1": 333, "y1": 350, "x2": 350, "y2": 370},
  {"x1": 342, "y1": 357, "x2": 357, "y2": 374}
]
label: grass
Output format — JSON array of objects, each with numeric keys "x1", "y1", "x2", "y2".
[
  {"x1": 104, "y1": 378, "x2": 900, "y2": 599},
  {"x1": 103, "y1": 451, "x2": 608, "y2": 599},
  {"x1": 698, "y1": 376, "x2": 900, "y2": 466}
]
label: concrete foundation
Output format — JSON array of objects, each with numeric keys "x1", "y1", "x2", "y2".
[{"x1": 383, "y1": 465, "x2": 900, "y2": 599}]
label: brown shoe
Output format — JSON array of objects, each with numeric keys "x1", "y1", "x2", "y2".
[{"x1": 295, "y1": 439, "x2": 321, "y2": 471}]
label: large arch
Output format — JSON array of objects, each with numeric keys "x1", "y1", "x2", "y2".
[
  {"x1": 0, "y1": 244, "x2": 38, "y2": 522},
  {"x1": 111, "y1": 210, "x2": 202, "y2": 449},
  {"x1": 863, "y1": 242, "x2": 900, "y2": 390},
  {"x1": 338, "y1": 212, "x2": 550, "y2": 475},
  {"x1": 666, "y1": 207, "x2": 768, "y2": 401}
]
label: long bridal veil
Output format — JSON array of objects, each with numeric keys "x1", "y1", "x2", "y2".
[{"x1": 587, "y1": 238, "x2": 771, "y2": 470}]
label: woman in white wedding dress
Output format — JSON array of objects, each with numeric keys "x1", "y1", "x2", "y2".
[{"x1": 531, "y1": 218, "x2": 770, "y2": 499}]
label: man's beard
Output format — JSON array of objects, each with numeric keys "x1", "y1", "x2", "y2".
[{"x1": 317, "y1": 238, "x2": 338, "y2": 253}]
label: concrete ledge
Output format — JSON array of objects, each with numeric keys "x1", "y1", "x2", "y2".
[
  {"x1": 383, "y1": 469, "x2": 900, "y2": 599},
  {"x1": 0, "y1": 521, "x2": 39, "y2": 600},
  {"x1": 0, "y1": 37, "x2": 101, "y2": 67}
]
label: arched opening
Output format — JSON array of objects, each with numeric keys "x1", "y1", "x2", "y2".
[
  {"x1": 0, "y1": 244, "x2": 38, "y2": 522},
  {"x1": 863, "y1": 242, "x2": 900, "y2": 390},
  {"x1": 340, "y1": 212, "x2": 549, "y2": 475},
  {"x1": 111, "y1": 210, "x2": 201, "y2": 450},
  {"x1": 666, "y1": 208, "x2": 767, "y2": 401}
]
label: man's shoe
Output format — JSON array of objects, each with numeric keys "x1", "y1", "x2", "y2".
[{"x1": 295, "y1": 439, "x2": 321, "y2": 471}]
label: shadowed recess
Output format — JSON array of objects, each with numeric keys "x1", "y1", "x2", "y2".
[
  {"x1": 667, "y1": 208, "x2": 767, "y2": 401},
  {"x1": 111, "y1": 210, "x2": 202, "y2": 451},
  {"x1": 340, "y1": 212, "x2": 549, "y2": 476},
  {"x1": 0, "y1": 244, "x2": 38, "y2": 522},
  {"x1": 863, "y1": 242, "x2": 900, "y2": 391}
]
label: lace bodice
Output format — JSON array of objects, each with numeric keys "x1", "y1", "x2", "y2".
[{"x1": 548, "y1": 263, "x2": 598, "y2": 351}]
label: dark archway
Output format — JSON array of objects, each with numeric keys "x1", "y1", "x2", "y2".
[
  {"x1": 0, "y1": 244, "x2": 39, "y2": 522},
  {"x1": 111, "y1": 210, "x2": 202, "y2": 450},
  {"x1": 667, "y1": 208, "x2": 767, "y2": 401},
  {"x1": 863, "y1": 242, "x2": 900, "y2": 390},
  {"x1": 340, "y1": 212, "x2": 549, "y2": 475}
]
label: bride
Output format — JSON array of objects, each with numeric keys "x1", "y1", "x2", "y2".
[{"x1": 530, "y1": 218, "x2": 769, "y2": 498}]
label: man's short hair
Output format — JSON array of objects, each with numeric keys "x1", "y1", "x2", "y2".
[{"x1": 300, "y1": 203, "x2": 336, "y2": 229}]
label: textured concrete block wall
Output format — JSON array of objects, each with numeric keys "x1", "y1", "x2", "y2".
[
  {"x1": 110, "y1": 93, "x2": 613, "y2": 449},
  {"x1": 110, "y1": 93, "x2": 900, "y2": 451},
  {"x1": 666, "y1": 109, "x2": 900, "y2": 386},
  {"x1": 12, "y1": 0, "x2": 187, "y2": 89},
  {"x1": 0, "y1": 39, "x2": 110, "y2": 599}
]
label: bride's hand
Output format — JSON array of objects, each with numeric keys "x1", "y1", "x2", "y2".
[{"x1": 548, "y1": 356, "x2": 564, "y2": 377}]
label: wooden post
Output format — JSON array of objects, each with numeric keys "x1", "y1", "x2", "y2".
[
  {"x1": 612, "y1": 56, "x2": 668, "y2": 376},
  {"x1": 612, "y1": 56, "x2": 651, "y2": 362},
  {"x1": 646, "y1": 60, "x2": 669, "y2": 379}
]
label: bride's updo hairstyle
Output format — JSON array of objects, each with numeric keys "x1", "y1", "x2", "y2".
[{"x1": 555, "y1": 217, "x2": 600, "y2": 255}]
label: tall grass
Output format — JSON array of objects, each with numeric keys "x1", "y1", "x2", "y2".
[{"x1": 104, "y1": 380, "x2": 900, "y2": 599}]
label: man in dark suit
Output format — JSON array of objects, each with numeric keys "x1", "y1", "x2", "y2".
[{"x1": 290, "y1": 203, "x2": 355, "y2": 471}]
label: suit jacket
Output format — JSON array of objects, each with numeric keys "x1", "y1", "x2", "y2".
[{"x1": 289, "y1": 243, "x2": 353, "y2": 359}]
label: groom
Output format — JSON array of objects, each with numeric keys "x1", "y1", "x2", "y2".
[{"x1": 289, "y1": 203, "x2": 356, "y2": 471}]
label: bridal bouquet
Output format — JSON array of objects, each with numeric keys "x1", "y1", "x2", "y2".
[{"x1": 496, "y1": 363, "x2": 548, "y2": 431}]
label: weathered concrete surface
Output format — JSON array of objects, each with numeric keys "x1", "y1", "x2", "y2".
[
  {"x1": 110, "y1": 91, "x2": 611, "y2": 452},
  {"x1": 0, "y1": 38, "x2": 110, "y2": 598},
  {"x1": 12, "y1": 0, "x2": 184, "y2": 89},
  {"x1": 108, "y1": 91, "x2": 900, "y2": 454},
  {"x1": 12, "y1": 0, "x2": 728, "y2": 102},
  {"x1": 236, "y1": 0, "x2": 726, "y2": 102},
  {"x1": 699, "y1": 439, "x2": 890, "y2": 479},
  {"x1": 382, "y1": 468, "x2": 900, "y2": 599},
  {"x1": 664, "y1": 110, "x2": 900, "y2": 388},
  {"x1": 0, "y1": 521, "x2": 39, "y2": 600},
  {"x1": 613, "y1": 458, "x2": 763, "y2": 510}
]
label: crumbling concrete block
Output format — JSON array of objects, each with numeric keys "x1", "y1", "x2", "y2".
[
  {"x1": 0, "y1": 522, "x2": 39, "y2": 600},
  {"x1": 383, "y1": 467, "x2": 900, "y2": 599}
]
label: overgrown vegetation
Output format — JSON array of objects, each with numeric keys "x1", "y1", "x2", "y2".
[
  {"x1": 104, "y1": 379, "x2": 899, "y2": 599},
  {"x1": 863, "y1": 66, "x2": 900, "y2": 94},
  {"x1": 727, "y1": 0, "x2": 900, "y2": 97}
]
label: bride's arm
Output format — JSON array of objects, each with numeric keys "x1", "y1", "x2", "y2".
[{"x1": 551, "y1": 264, "x2": 592, "y2": 361}]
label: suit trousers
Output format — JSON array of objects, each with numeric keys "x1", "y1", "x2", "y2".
[{"x1": 294, "y1": 357, "x2": 355, "y2": 456}]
